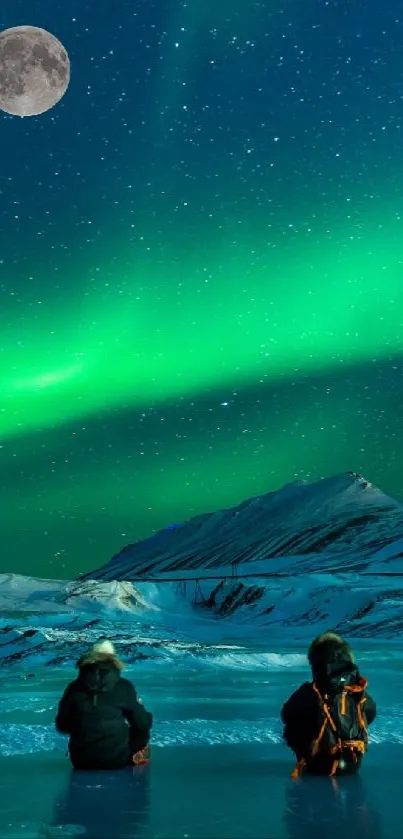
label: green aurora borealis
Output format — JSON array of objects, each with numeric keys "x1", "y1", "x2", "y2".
[{"x1": 1, "y1": 0, "x2": 403, "y2": 578}]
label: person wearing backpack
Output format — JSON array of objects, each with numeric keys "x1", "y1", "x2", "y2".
[
  {"x1": 281, "y1": 632, "x2": 376, "y2": 778},
  {"x1": 56, "y1": 640, "x2": 153, "y2": 770}
]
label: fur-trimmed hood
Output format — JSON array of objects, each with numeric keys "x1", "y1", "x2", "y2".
[
  {"x1": 308, "y1": 631, "x2": 357, "y2": 692},
  {"x1": 76, "y1": 639, "x2": 124, "y2": 672},
  {"x1": 308, "y1": 632, "x2": 355, "y2": 665},
  {"x1": 75, "y1": 644, "x2": 124, "y2": 696},
  {"x1": 76, "y1": 651, "x2": 124, "y2": 671}
]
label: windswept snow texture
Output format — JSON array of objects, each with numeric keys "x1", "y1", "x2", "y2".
[
  {"x1": 83, "y1": 473, "x2": 403, "y2": 581},
  {"x1": 1, "y1": 568, "x2": 403, "y2": 669}
]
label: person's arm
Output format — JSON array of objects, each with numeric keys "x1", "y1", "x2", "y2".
[
  {"x1": 281, "y1": 692, "x2": 297, "y2": 725},
  {"x1": 364, "y1": 693, "x2": 376, "y2": 725},
  {"x1": 281, "y1": 683, "x2": 312, "y2": 724},
  {"x1": 55, "y1": 683, "x2": 76, "y2": 734},
  {"x1": 122, "y1": 680, "x2": 153, "y2": 734},
  {"x1": 281, "y1": 683, "x2": 317, "y2": 759}
]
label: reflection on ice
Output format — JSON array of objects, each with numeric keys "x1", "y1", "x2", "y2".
[
  {"x1": 284, "y1": 775, "x2": 380, "y2": 839},
  {"x1": 51, "y1": 766, "x2": 150, "y2": 839}
]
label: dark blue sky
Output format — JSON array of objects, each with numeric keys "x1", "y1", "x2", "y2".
[{"x1": 0, "y1": 0, "x2": 402, "y2": 578}]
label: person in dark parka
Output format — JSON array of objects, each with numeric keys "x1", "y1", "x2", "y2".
[
  {"x1": 56, "y1": 640, "x2": 152, "y2": 770},
  {"x1": 281, "y1": 632, "x2": 376, "y2": 777}
]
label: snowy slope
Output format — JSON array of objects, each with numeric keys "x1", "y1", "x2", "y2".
[
  {"x1": 2, "y1": 472, "x2": 403, "y2": 670},
  {"x1": 83, "y1": 473, "x2": 403, "y2": 581},
  {"x1": 1, "y1": 567, "x2": 403, "y2": 670}
]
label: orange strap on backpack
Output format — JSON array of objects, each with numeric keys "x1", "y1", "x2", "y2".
[
  {"x1": 132, "y1": 745, "x2": 150, "y2": 766},
  {"x1": 291, "y1": 681, "x2": 368, "y2": 779}
]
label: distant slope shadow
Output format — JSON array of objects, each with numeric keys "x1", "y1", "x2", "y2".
[
  {"x1": 48, "y1": 765, "x2": 150, "y2": 838},
  {"x1": 284, "y1": 775, "x2": 381, "y2": 839}
]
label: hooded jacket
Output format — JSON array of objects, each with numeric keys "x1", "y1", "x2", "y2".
[
  {"x1": 56, "y1": 643, "x2": 152, "y2": 770},
  {"x1": 281, "y1": 633, "x2": 376, "y2": 775}
]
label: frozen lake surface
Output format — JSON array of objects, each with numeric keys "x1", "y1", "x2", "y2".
[{"x1": 0, "y1": 647, "x2": 401, "y2": 838}]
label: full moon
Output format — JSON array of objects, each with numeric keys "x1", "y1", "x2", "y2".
[{"x1": 0, "y1": 25, "x2": 70, "y2": 117}]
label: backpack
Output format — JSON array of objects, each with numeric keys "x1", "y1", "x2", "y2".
[{"x1": 291, "y1": 674, "x2": 369, "y2": 778}]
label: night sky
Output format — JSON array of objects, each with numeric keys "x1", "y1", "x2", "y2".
[{"x1": 1, "y1": 0, "x2": 403, "y2": 580}]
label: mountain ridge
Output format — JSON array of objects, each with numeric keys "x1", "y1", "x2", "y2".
[{"x1": 82, "y1": 472, "x2": 403, "y2": 582}]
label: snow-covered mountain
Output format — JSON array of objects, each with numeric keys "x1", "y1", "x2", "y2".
[
  {"x1": 2, "y1": 472, "x2": 403, "y2": 670},
  {"x1": 83, "y1": 473, "x2": 403, "y2": 582}
]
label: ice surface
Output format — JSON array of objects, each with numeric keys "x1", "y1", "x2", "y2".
[{"x1": 0, "y1": 651, "x2": 401, "y2": 838}]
